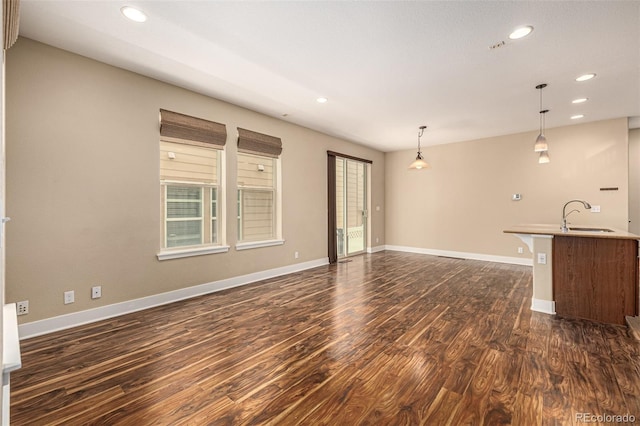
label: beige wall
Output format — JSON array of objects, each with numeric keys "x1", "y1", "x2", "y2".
[
  {"x1": 5, "y1": 38, "x2": 385, "y2": 323},
  {"x1": 385, "y1": 118, "x2": 630, "y2": 258},
  {"x1": 629, "y1": 128, "x2": 640, "y2": 235}
]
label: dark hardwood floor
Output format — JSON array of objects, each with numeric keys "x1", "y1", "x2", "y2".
[{"x1": 10, "y1": 251, "x2": 640, "y2": 425}]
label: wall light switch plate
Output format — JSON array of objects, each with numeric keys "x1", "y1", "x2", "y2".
[
  {"x1": 537, "y1": 253, "x2": 547, "y2": 264},
  {"x1": 64, "y1": 290, "x2": 75, "y2": 304}
]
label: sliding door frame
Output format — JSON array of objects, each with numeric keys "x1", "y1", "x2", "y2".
[{"x1": 327, "y1": 151, "x2": 372, "y2": 263}]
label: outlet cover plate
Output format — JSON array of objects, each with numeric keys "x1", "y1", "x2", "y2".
[
  {"x1": 64, "y1": 290, "x2": 75, "y2": 304},
  {"x1": 92, "y1": 286, "x2": 102, "y2": 299},
  {"x1": 16, "y1": 300, "x2": 29, "y2": 315}
]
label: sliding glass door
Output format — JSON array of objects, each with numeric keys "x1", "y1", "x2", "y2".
[{"x1": 336, "y1": 157, "x2": 367, "y2": 257}]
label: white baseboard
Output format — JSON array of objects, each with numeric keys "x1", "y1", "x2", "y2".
[
  {"x1": 531, "y1": 298, "x2": 556, "y2": 315},
  {"x1": 384, "y1": 245, "x2": 533, "y2": 266},
  {"x1": 367, "y1": 245, "x2": 385, "y2": 254},
  {"x1": 19, "y1": 257, "x2": 329, "y2": 340}
]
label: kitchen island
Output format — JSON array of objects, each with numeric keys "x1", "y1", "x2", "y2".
[{"x1": 504, "y1": 224, "x2": 639, "y2": 325}]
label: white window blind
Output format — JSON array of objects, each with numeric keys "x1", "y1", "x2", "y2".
[{"x1": 165, "y1": 186, "x2": 203, "y2": 248}]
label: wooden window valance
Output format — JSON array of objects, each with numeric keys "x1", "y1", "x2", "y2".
[
  {"x1": 3, "y1": 0, "x2": 20, "y2": 50},
  {"x1": 160, "y1": 109, "x2": 227, "y2": 148},
  {"x1": 237, "y1": 128, "x2": 282, "y2": 158}
]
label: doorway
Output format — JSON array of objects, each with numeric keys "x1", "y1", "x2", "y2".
[{"x1": 335, "y1": 156, "x2": 367, "y2": 258}]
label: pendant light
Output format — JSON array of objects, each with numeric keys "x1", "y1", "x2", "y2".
[
  {"x1": 409, "y1": 125, "x2": 430, "y2": 170},
  {"x1": 534, "y1": 84, "x2": 550, "y2": 163}
]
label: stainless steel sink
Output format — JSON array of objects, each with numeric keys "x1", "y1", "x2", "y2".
[{"x1": 568, "y1": 227, "x2": 614, "y2": 232}]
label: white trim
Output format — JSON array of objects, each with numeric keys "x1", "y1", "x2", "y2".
[
  {"x1": 18, "y1": 257, "x2": 329, "y2": 340},
  {"x1": 384, "y1": 245, "x2": 533, "y2": 266},
  {"x1": 367, "y1": 245, "x2": 385, "y2": 254},
  {"x1": 508, "y1": 234, "x2": 553, "y2": 254},
  {"x1": 512, "y1": 234, "x2": 534, "y2": 253},
  {"x1": 235, "y1": 239, "x2": 285, "y2": 251},
  {"x1": 3, "y1": 304, "x2": 21, "y2": 426},
  {"x1": 157, "y1": 245, "x2": 230, "y2": 261},
  {"x1": 2, "y1": 304, "x2": 21, "y2": 374},
  {"x1": 218, "y1": 149, "x2": 227, "y2": 247},
  {"x1": 531, "y1": 298, "x2": 556, "y2": 315},
  {"x1": 160, "y1": 180, "x2": 215, "y2": 186},
  {"x1": 275, "y1": 157, "x2": 282, "y2": 242}
]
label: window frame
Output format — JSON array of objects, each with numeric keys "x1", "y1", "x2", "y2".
[{"x1": 157, "y1": 147, "x2": 229, "y2": 260}]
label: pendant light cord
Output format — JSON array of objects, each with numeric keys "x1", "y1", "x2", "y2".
[
  {"x1": 417, "y1": 126, "x2": 426, "y2": 153},
  {"x1": 539, "y1": 88, "x2": 543, "y2": 135},
  {"x1": 536, "y1": 83, "x2": 548, "y2": 136}
]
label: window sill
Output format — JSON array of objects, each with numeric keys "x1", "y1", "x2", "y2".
[
  {"x1": 235, "y1": 239, "x2": 285, "y2": 251},
  {"x1": 157, "y1": 245, "x2": 230, "y2": 261}
]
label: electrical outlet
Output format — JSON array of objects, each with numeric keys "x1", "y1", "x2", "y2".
[
  {"x1": 590, "y1": 205, "x2": 601, "y2": 213},
  {"x1": 517, "y1": 247, "x2": 524, "y2": 254},
  {"x1": 91, "y1": 286, "x2": 102, "y2": 299},
  {"x1": 64, "y1": 290, "x2": 75, "y2": 304},
  {"x1": 16, "y1": 300, "x2": 29, "y2": 315},
  {"x1": 294, "y1": 251, "x2": 299, "y2": 259}
]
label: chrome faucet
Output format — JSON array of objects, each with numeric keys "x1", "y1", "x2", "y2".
[{"x1": 561, "y1": 199, "x2": 592, "y2": 232}]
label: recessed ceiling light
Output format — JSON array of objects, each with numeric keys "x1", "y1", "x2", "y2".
[
  {"x1": 509, "y1": 26, "x2": 533, "y2": 40},
  {"x1": 571, "y1": 114, "x2": 584, "y2": 120},
  {"x1": 575, "y1": 73, "x2": 596, "y2": 82},
  {"x1": 572, "y1": 98, "x2": 588, "y2": 104},
  {"x1": 316, "y1": 97, "x2": 328, "y2": 104},
  {"x1": 121, "y1": 6, "x2": 147, "y2": 23}
]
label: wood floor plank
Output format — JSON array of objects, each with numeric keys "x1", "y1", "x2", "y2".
[{"x1": 10, "y1": 252, "x2": 640, "y2": 425}]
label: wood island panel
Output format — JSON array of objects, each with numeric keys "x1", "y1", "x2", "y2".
[{"x1": 553, "y1": 236, "x2": 638, "y2": 325}]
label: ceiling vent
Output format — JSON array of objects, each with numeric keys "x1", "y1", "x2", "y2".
[{"x1": 488, "y1": 40, "x2": 506, "y2": 50}]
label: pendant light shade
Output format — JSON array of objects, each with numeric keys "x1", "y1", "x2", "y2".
[
  {"x1": 538, "y1": 150, "x2": 550, "y2": 164},
  {"x1": 409, "y1": 153, "x2": 430, "y2": 170},
  {"x1": 409, "y1": 125, "x2": 430, "y2": 170},
  {"x1": 534, "y1": 133, "x2": 548, "y2": 152},
  {"x1": 534, "y1": 83, "x2": 550, "y2": 162}
]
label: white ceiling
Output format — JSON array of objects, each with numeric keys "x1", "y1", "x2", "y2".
[{"x1": 18, "y1": 1, "x2": 640, "y2": 152}]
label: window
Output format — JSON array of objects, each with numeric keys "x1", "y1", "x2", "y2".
[
  {"x1": 237, "y1": 152, "x2": 276, "y2": 242},
  {"x1": 165, "y1": 185, "x2": 203, "y2": 247},
  {"x1": 158, "y1": 109, "x2": 228, "y2": 260},
  {"x1": 236, "y1": 128, "x2": 283, "y2": 249}
]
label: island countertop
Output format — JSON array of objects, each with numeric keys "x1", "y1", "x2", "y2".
[{"x1": 503, "y1": 223, "x2": 640, "y2": 240}]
